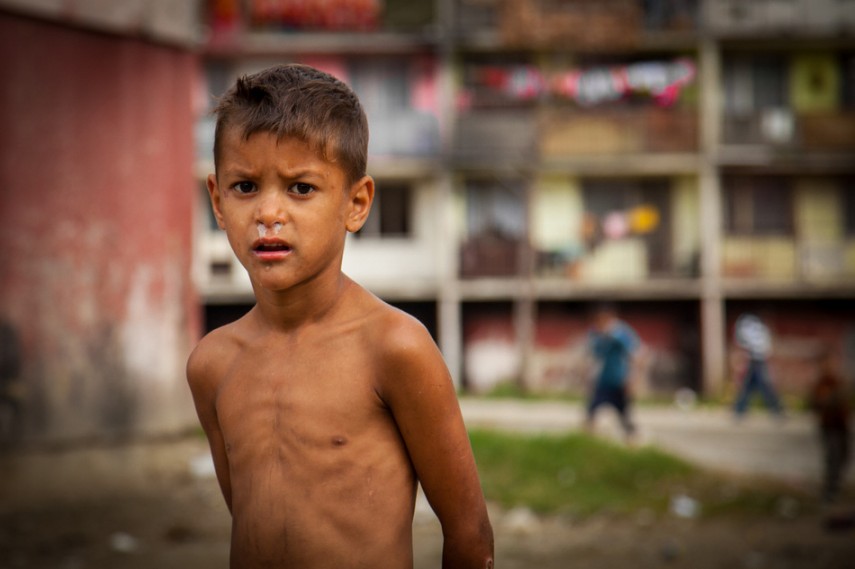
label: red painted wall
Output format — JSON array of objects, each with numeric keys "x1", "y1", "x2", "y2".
[{"x1": 0, "y1": 12, "x2": 200, "y2": 441}]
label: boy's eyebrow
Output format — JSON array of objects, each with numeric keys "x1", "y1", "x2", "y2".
[
  {"x1": 218, "y1": 164, "x2": 258, "y2": 179},
  {"x1": 218, "y1": 166, "x2": 329, "y2": 183},
  {"x1": 277, "y1": 168, "x2": 327, "y2": 181}
]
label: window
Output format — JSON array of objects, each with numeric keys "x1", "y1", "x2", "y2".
[
  {"x1": 349, "y1": 58, "x2": 410, "y2": 116},
  {"x1": 840, "y1": 53, "x2": 855, "y2": 110},
  {"x1": 582, "y1": 178, "x2": 672, "y2": 275},
  {"x1": 842, "y1": 177, "x2": 855, "y2": 237},
  {"x1": 201, "y1": 181, "x2": 219, "y2": 231},
  {"x1": 723, "y1": 176, "x2": 793, "y2": 236},
  {"x1": 460, "y1": 179, "x2": 526, "y2": 278},
  {"x1": 723, "y1": 55, "x2": 788, "y2": 115},
  {"x1": 356, "y1": 182, "x2": 413, "y2": 239},
  {"x1": 465, "y1": 180, "x2": 526, "y2": 241},
  {"x1": 348, "y1": 58, "x2": 440, "y2": 157},
  {"x1": 642, "y1": 0, "x2": 699, "y2": 31}
]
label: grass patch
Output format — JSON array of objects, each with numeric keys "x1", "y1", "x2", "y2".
[{"x1": 469, "y1": 429, "x2": 812, "y2": 519}]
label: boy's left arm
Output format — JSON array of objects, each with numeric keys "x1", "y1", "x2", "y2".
[{"x1": 379, "y1": 322, "x2": 494, "y2": 569}]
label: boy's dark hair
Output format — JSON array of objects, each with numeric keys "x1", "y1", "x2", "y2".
[{"x1": 212, "y1": 64, "x2": 369, "y2": 185}]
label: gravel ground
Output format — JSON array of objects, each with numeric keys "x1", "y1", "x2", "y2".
[
  {"x1": 1, "y1": 460, "x2": 853, "y2": 569},
  {"x1": 1, "y1": 404, "x2": 853, "y2": 569}
]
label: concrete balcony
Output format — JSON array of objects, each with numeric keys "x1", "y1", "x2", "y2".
[
  {"x1": 704, "y1": 0, "x2": 855, "y2": 38},
  {"x1": 540, "y1": 107, "x2": 699, "y2": 158},
  {"x1": 721, "y1": 111, "x2": 855, "y2": 167}
]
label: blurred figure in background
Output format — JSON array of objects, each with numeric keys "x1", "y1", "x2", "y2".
[
  {"x1": 0, "y1": 320, "x2": 22, "y2": 445},
  {"x1": 808, "y1": 349, "x2": 851, "y2": 504},
  {"x1": 732, "y1": 313, "x2": 784, "y2": 420},
  {"x1": 585, "y1": 302, "x2": 641, "y2": 442}
]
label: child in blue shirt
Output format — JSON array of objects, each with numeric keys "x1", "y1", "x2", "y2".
[{"x1": 586, "y1": 302, "x2": 640, "y2": 440}]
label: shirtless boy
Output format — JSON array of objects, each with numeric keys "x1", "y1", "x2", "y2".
[{"x1": 187, "y1": 64, "x2": 494, "y2": 568}]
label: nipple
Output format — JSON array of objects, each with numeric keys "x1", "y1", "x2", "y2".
[{"x1": 257, "y1": 221, "x2": 283, "y2": 238}]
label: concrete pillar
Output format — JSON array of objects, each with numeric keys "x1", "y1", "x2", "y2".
[
  {"x1": 436, "y1": 0, "x2": 463, "y2": 387},
  {"x1": 698, "y1": 37, "x2": 727, "y2": 396}
]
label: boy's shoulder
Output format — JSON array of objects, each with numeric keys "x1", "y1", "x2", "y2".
[
  {"x1": 186, "y1": 314, "x2": 252, "y2": 387},
  {"x1": 353, "y1": 289, "x2": 433, "y2": 355},
  {"x1": 348, "y1": 289, "x2": 449, "y2": 399},
  {"x1": 342, "y1": 286, "x2": 440, "y2": 376}
]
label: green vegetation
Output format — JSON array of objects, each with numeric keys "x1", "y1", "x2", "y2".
[{"x1": 469, "y1": 429, "x2": 811, "y2": 519}]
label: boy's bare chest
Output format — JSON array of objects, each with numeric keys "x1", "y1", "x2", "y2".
[
  {"x1": 221, "y1": 335, "x2": 375, "y2": 393},
  {"x1": 214, "y1": 339, "x2": 385, "y2": 448}
]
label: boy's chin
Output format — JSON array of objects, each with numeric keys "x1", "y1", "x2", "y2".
[{"x1": 247, "y1": 269, "x2": 299, "y2": 292}]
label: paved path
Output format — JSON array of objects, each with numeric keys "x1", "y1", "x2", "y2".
[{"x1": 459, "y1": 398, "x2": 852, "y2": 485}]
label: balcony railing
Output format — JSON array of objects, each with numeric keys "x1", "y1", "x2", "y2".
[
  {"x1": 722, "y1": 111, "x2": 855, "y2": 152},
  {"x1": 454, "y1": 110, "x2": 538, "y2": 166},
  {"x1": 722, "y1": 237, "x2": 855, "y2": 283},
  {"x1": 540, "y1": 107, "x2": 698, "y2": 157},
  {"x1": 460, "y1": 234, "x2": 528, "y2": 278},
  {"x1": 456, "y1": 0, "x2": 700, "y2": 47},
  {"x1": 455, "y1": 107, "x2": 698, "y2": 165},
  {"x1": 704, "y1": 0, "x2": 855, "y2": 37}
]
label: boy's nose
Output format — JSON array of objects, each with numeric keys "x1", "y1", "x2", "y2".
[{"x1": 255, "y1": 191, "x2": 287, "y2": 226}]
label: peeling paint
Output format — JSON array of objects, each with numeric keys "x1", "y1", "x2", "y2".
[{"x1": 0, "y1": 13, "x2": 200, "y2": 443}]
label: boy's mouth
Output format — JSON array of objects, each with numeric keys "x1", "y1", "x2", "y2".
[{"x1": 252, "y1": 238, "x2": 292, "y2": 260}]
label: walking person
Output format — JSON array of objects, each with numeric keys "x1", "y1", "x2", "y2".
[
  {"x1": 585, "y1": 302, "x2": 641, "y2": 442},
  {"x1": 808, "y1": 349, "x2": 851, "y2": 504},
  {"x1": 732, "y1": 313, "x2": 785, "y2": 420}
]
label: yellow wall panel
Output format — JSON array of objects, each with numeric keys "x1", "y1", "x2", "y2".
[
  {"x1": 532, "y1": 175, "x2": 582, "y2": 250},
  {"x1": 794, "y1": 178, "x2": 841, "y2": 241},
  {"x1": 790, "y1": 53, "x2": 840, "y2": 113}
]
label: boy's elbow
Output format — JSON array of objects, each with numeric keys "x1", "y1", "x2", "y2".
[{"x1": 442, "y1": 516, "x2": 494, "y2": 568}]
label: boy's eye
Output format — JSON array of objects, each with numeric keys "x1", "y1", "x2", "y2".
[
  {"x1": 290, "y1": 183, "x2": 315, "y2": 196},
  {"x1": 232, "y1": 181, "x2": 256, "y2": 194}
]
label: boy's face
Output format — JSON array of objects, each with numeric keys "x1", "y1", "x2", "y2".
[
  {"x1": 207, "y1": 127, "x2": 373, "y2": 293},
  {"x1": 593, "y1": 310, "x2": 615, "y2": 333}
]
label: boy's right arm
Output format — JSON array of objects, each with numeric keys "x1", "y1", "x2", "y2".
[{"x1": 186, "y1": 340, "x2": 233, "y2": 513}]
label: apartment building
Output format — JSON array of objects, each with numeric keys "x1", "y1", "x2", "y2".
[{"x1": 195, "y1": 0, "x2": 855, "y2": 398}]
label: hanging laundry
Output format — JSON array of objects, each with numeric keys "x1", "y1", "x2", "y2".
[
  {"x1": 603, "y1": 211, "x2": 630, "y2": 240},
  {"x1": 629, "y1": 205, "x2": 660, "y2": 234},
  {"x1": 467, "y1": 59, "x2": 696, "y2": 107}
]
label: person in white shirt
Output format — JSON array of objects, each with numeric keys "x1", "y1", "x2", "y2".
[{"x1": 733, "y1": 313, "x2": 784, "y2": 419}]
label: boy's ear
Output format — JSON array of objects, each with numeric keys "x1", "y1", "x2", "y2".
[
  {"x1": 345, "y1": 175, "x2": 375, "y2": 233},
  {"x1": 207, "y1": 173, "x2": 227, "y2": 230}
]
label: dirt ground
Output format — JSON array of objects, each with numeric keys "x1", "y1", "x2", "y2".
[{"x1": 1, "y1": 436, "x2": 853, "y2": 569}]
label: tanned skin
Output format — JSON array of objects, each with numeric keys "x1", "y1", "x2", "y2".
[{"x1": 187, "y1": 128, "x2": 494, "y2": 568}]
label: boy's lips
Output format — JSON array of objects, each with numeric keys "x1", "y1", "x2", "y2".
[{"x1": 251, "y1": 237, "x2": 292, "y2": 261}]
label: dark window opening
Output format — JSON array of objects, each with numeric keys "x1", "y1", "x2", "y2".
[
  {"x1": 356, "y1": 182, "x2": 413, "y2": 239},
  {"x1": 724, "y1": 176, "x2": 794, "y2": 236},
  {"x1": 842, "y1": 177, "x2": 855, "y2": 237},
  {"x1": 460, "y1": 179, "x2": 527, "y2": 278}
]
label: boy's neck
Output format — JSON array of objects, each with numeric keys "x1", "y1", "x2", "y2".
[{"x1": 251, "y1": 271, "x2": 352, "y2": 332}]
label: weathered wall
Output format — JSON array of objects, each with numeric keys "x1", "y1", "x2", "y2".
[{"x1": 0, "y1": 12, "x2": 200, "y2": 443}]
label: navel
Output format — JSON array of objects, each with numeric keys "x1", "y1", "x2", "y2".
[{"x1": 331, "y1": 436, "x2": 348, "y2": 447}]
